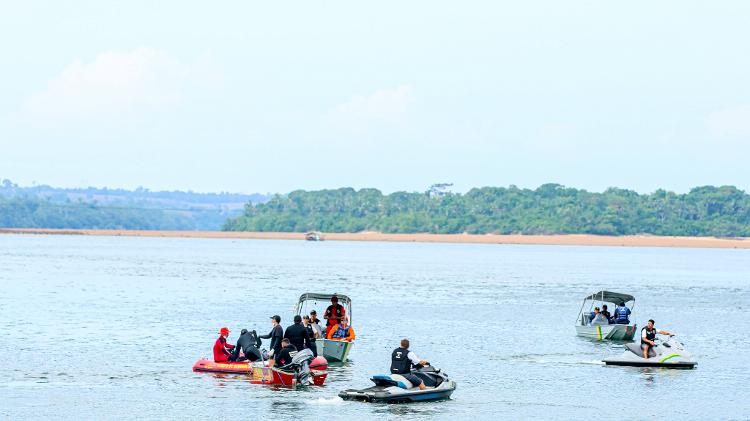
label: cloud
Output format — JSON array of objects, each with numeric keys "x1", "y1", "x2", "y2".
[
  {"x1": 707, "y1": 105, "x2": 750, "y2": 137},
  {"x1": 19, "y1": 48, "x2": 194, "y2": 122},
  {"x1": 327, "y1": 85, "x2": 414, "y2": 133}
]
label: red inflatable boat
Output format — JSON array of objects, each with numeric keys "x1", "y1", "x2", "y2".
[{"x1": 192, "y1": 356, "x2": 329, "y2": 386}]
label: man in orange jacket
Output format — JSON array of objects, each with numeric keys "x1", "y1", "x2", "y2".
[{"x1": 326, "y1": 316, "x2": 355, "y2": 342}]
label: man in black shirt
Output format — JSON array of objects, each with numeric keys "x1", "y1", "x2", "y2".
[
  {"x1": 259, "y1": 315, "x2": 283, "y2": 357},
  {"x1": 272, "y1": 338, "x2": 298, "y2": 368},
  {"x1": 391, "y1": 338, "x2": 429, "y2": 390},
  {"x1": 228, "y1": 329, "x2": 263, "y2": 362},
  {"x1": 284, "y1": 315, "x2": 313, "y2": 354}
]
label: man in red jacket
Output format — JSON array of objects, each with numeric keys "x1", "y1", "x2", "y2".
[{"x1": 213, "y1": 327, "x2": 235, "y2": 362}]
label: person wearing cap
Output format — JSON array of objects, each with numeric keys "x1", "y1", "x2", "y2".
[
  {"x1": 324, "y1": 295, "x2": 346, "y2": 335},
  {"x1": 259, "y1": 315, "x2": 284, "y2": 357},
  {"x1": 309, "y1": 310, "x2": 323, "y2": 338},
  {"x1": 326, "y1": 315, "x2": 356, "y2": 342},
  {"x1": 213, "y1": 327, "x2": 235, "y2": 363},
  {"x1": 229, "y1": 329, "x2": 263, "y2": 362},
  {"x1": 284, "y1": 315, "x2": 314, "y2": 356},
  {"x1": 302, "y1": 315, "x2": 319, "y2": 357}
]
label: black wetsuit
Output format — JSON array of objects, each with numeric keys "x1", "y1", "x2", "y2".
[
  {"x1": 229, "y1": 330, "x2": 262, "y2": 362},
  {"x1": 284, "y1": 322, "x2": 313, "y2": 355},
  {"x1": 274, "y1": 344, "x2": 298, "y2": 368},
  {"x1": 259, "y1": 324, "x2": 284, "y2": 356}
]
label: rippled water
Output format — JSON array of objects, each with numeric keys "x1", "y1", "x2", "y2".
[{"x1": 1, "y1": 234, "x2": 749, "y2": 419}]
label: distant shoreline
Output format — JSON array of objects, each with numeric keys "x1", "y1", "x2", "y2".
[{"x1": 1, "y1": 228, "x2": 749, "y2": 249}]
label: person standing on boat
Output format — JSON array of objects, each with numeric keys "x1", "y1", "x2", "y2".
[
  {"x1": 302, "y1": 315, "x2": 319, "y2": 357},
  {"x1": 391, "y1": 338, "x2": 429, "y2": 390},
  {"x1": 213, "y1": 327, "x2": 235, "y2": 363},
  {"x1": 259, "y1": 315, "x2": 284, "y2": 357},
  {"x1": 324, "y1": 295, "x2": 346, "y2": 335},
  {"x1": 327, "y1": 316, "x2": 356, "y2": 341},
  {"x1": 641, "y1": 319, "x2": 673, "y2": 359},
  {"x1": 309, "y1": 310, "x2": 324, "y2": 338},
  {"x1": 614, "y1": 302, "x2": 631, "y2": 324},
  {"x1": 284, "y1": 315, "x2": 314, "y2": 355}
]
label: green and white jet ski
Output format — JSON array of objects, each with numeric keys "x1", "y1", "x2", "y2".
[{"x1": 603, "y1": 336, "x2": 697, "y2": 369}]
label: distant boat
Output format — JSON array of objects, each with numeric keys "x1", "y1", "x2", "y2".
[
  {"x1": 575, "y1": 290, "x2": 637, "y2": 340},
  {"x1": 305, "y1": 232, "x2": 324, "y2": 241}
]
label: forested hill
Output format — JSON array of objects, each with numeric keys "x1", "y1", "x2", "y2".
[
  {"x1": 0, "y1": 179, "x2": 268, "y2": 230},
  {"x1": 223, "y1": 184, "x2": 750, "y2": 237}
]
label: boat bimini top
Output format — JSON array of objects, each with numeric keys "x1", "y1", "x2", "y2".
[
  {"x1": 295, "y1": 292, "x2": 352, "y2": 323},
  {"x1": 577, "y1": 290, "x2": 635, "y2": 325}
]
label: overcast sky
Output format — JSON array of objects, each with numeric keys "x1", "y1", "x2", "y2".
[{"x1": 1, "y1": 1, "x2": 749, "y2": 194}]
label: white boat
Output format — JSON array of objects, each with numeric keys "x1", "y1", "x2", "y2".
[
  {"x1": 295, "y1": 292, "x2": 354, "y2": 362},
  {"x1": 575, "y1": 290, "x2": 637, "y2": 340}
]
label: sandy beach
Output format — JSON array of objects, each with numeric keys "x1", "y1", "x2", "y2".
[{"x1": 1, "y1": 228, "x2": 749, "y2": 249}]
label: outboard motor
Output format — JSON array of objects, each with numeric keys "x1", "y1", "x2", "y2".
[{"x1": 289, "y1": 348, "x2": 315, "y2": 384}]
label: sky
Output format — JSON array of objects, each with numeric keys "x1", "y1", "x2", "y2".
[{"x1": 1, "y1": 1, "x2": 749, "y2": 195}]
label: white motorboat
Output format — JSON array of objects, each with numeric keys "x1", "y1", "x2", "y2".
[
  {"x1": 575, "y1": 290, "x2": 637, "y2": 340},
  {"x1": 295, "y1": 292, "x2": 354, "y2": 362}
]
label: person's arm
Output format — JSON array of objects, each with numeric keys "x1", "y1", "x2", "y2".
[
  {"x1": 407, "y1": 351, "x2": 428, "y2": 366},
  {"x1": 259, "y1": 328, "x2": 272, "y2": 339},
  {"x1": 641, "y1": 330, "x2": 654, "y2": 346},
  {"x1": 304, "y1": 327, "x2": 312, "y2": 349},
  {"x1": 283, "y1": 327, "x2": 290, "y2": 340},
  {"x1": 658, "y1": 329, "x2": 673, "y2": 336},
  {"x1": 326, "y1": 325, "x2": 336, "y2": 339},
  {"x1": 347, "y1": 327, "x2": 356, "y2": 341}
]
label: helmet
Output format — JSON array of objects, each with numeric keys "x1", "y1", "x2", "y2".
[{"x1": 219, "y1": 327, "x2": 230, "y2": 335}]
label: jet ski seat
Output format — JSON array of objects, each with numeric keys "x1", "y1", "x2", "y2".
[
  {"x1": 371, "y1": 374, "x2": 413, "y2": 389},
  {"x1": 625, "y1": 342, "x2": 655, "y2": 358}
]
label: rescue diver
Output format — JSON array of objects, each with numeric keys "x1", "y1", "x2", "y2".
[
  {"x1": 327, "y1": 315, "x2": 356, "y2": 341},
  {"x1": 271, "y1": 338, "x2": 298, "y2": 368},
  {"x1": 641, "y1": 319, "x2": 674, "y2": 359},
  {"x1": 213, "y1": 326, "x2": 235, "y2": 363},
  {"x1": 391, "y1": 338, "x2": 429, "y2": 390},
  {"x1": 324, "y1": 295, "x2": 346, "y2": 335},
  {"x1": 614, "y1": 302, "x2": 631, "y2": 324},
  {"x1": 229, "y1": 329, "x2": 263, "y2": 362},
  {"x1": 284, "y1": 315, "x2": 314, "y2": 355},
  {"x1": 259, "y1": 315, "x2": 284, "y2": 357}
]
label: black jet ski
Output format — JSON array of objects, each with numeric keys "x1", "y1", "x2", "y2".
[
  {"x1": 338, "y1": 365, "x2": 456, "y2": 403},
  {"x1": 603, "y1": 336, "x2": 697, "y2": 369}
]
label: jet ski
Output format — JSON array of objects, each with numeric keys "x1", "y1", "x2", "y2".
[
  {"x1": 603, "y1": 335, "x2": 697, "y2": 369},
  {"x1": 338, "y1": 365, "x2": 456, "y2": 403}
]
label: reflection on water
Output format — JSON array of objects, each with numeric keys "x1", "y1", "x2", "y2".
[{"x1": 1, "y1": 234, "x2": 749, "y2": 419}]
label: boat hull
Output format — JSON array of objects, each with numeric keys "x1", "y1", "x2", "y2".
[
  {"x1": 192, "y1": 357, "x2": 329, "y2": 386},
  {"x1": 603, "y1": 360, "x2": 696, "y2": 369},
  {"x1": 576, "y1": 324, "x2": 637, "y2": 340},
  {"x1": 317, "y1": 339, "x2": 353, "y2": 362}
]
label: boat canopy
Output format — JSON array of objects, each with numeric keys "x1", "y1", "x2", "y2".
[
  {"x1": 583, "y1": 291, "x2": 634, "y2": 305},
  {"x1": 295, "y1": 292, "x2": 352, "y2": 322}
]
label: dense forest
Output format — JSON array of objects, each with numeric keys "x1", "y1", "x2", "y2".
[
  {"x1": 223, "y1": 184, "x2": 750, "y2": 237},
  {"x1": 0, "y1": 179, "x2": 267, "y2": 230}
]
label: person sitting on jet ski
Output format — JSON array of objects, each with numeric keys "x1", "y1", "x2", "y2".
[
  {"x1": 327, "y1": 316, "x2": 356, "y2": 341},
  {"x1": 391, "y1": 338, "x2": 429, "y2": 391},
  {"x1": 614, "y1": 302, "x2": 631, "y2": 324},
  {"x1": 641, "y1": 319, "x2": 674, "y2": 359},
  {"x1": 213, "y1": 327, "x2": 235, "y2": 363},
  {"x1": 259, "y1": 315, "x2": 284, "y2": 357},
  {"x1": 270, "y1": 338, "x2": 298, "y2": 368},
  {"x1": 228, "y1": 329, "x2": 263, "y2": 362}
]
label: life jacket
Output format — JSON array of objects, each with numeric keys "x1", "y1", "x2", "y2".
[
  {"x1": 615, "y1": 306, "x2": 630, "y2": 323},
  {"x1": 390, "y1": 347, "x2": 411, "y2": 375},
  {"x1": 325, "y1": 304, "x2": 345, "y2": 327},
  {"x1": 331, "y1": 325, "x2": 352, "y2": 339},
  {"x1": 641, "y1": 327, "x2": 656, "y2": 344}
]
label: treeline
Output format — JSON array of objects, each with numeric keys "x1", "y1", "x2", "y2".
[
  {"x1": 0, "y1": 196, "x2": 222, "y2": 230},
  {"x1": 223, "y1": 184, "x2": 750, "y2": 237}
]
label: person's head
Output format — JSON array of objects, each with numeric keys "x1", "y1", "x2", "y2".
[
  {"x1": 340, "y1": 316, "x2": 349, "y2": 326},
  {"x1": 241, "y1": 328, "x2": 248, "y2": 335},
  {"x1": 594, "y1": 307, "x2": 600, "y2": 314},
  {"x1": 219, "y1": 327, "x2": 230, "y2": 338},
  {"x1": 281, "y1": 338, "x2": 290, "y2": 347},
  {"x1": 619, "y1": 302, "x2": 625, "y2": 307},
  {"x1": 294, "y1": 315, "x2": 302, "y2": 324},
  {"x1": 331, "y1": 295, "x2": 339, "y2": 304},
  {"x1": 302, "y1": 315, "x2": 310, "y2": 325},
  {"x1": 400, "y1": 338, "x2": 410, "y2": 349},
  {"x1": 648, "y1": 319, "x2": 655, "y2": 328},
  {"x1": 271, "y1": 315, "x2": 281, "y2": 325},
  {"x1": 602, "y1": 305, "x2": 608, "y2": 311}
]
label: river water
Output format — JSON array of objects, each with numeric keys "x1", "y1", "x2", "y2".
[{"x1": 1, "y1": 234, "x2": 749, "y2": 419}]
